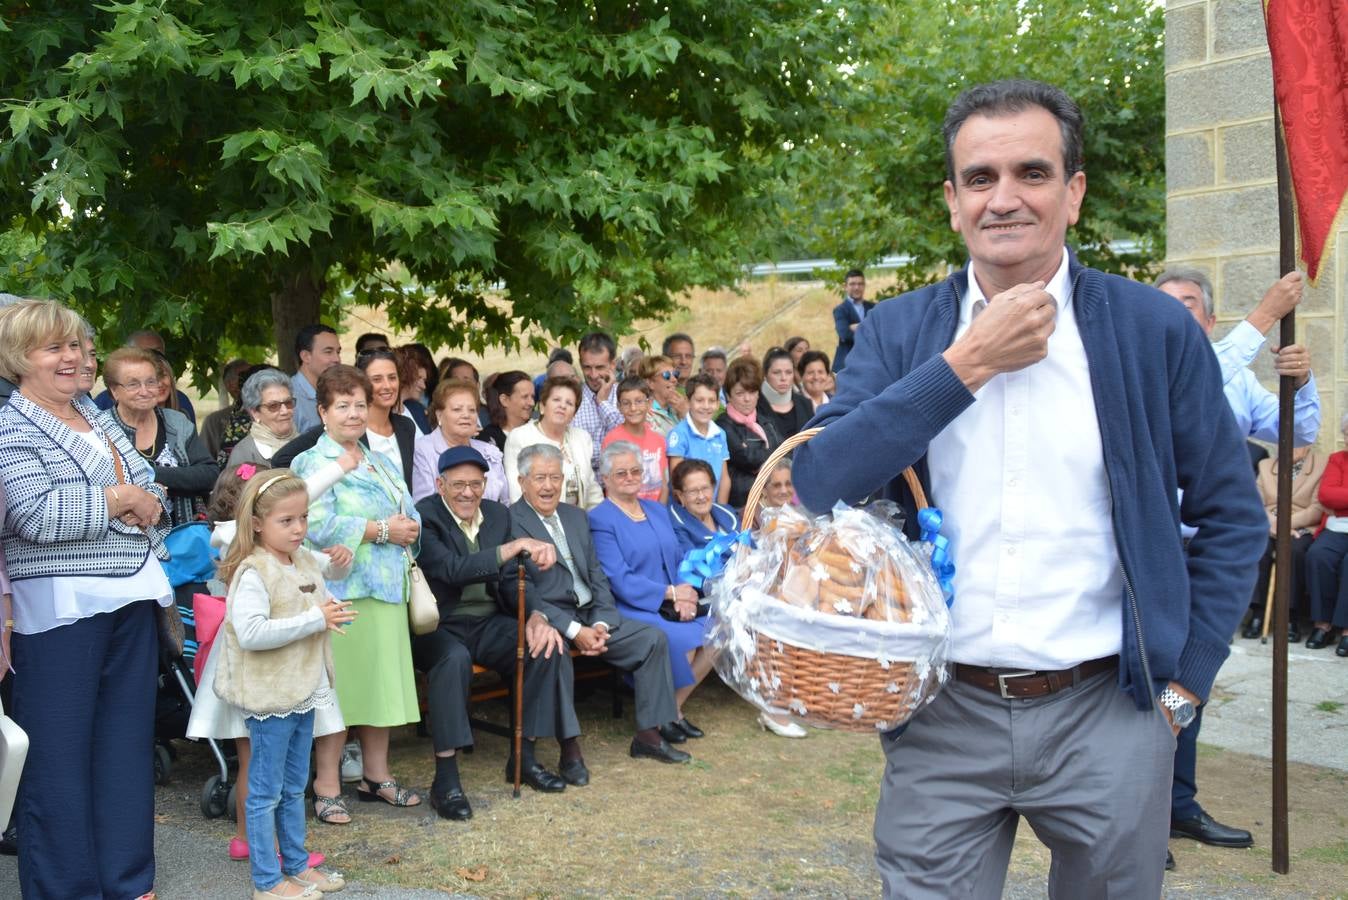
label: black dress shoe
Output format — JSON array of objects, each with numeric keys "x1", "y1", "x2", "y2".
[
  {"x1": 1240, "y1": 616, "x2": 1263, "y2": 639},
  {"x1": 658, "y1": 722, "x2": 687, "y2": 744},
  {"x1": 673, "y1": 716, "x2": 704, "y2": 739},
  {"x1": 504, "y1": 759, "x2": 566, "y2": 793},
  {"x1": 559, "y1": 759, "x2": 590, "y2": 787},
  {"x1": 1337, "y1": 635, "x2": 1348, "y2": 657},
  {"x1": 1306, "y1": 627, "x2": 1336, "y2": 649},
  {"x1": 1288, "y1": 624, "x2": 1303, "y2": 644},
  {"x1": 1169, "y1": 811, "x2": 1253, "y2": 848},
  {"x1": 429, "y1": 787, "x2": 473, "y2": 821},
  {"x1": 1165, "y1": 849, "x2": 1175, "y2": 871},
  {"x1": 629, "y1": 737, "x2": 691, "y2": 764},
  {"x1": 0, "y1": 823, "x2": 15, "y2": 856}
]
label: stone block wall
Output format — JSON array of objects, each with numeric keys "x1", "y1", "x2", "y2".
[{"x1": 1165, "y1": 0, "x2": 1346, "y2": 450}]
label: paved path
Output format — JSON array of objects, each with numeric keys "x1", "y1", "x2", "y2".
[{"x1": 1, "y1": 636, "x2": 1342, "y2": 898}]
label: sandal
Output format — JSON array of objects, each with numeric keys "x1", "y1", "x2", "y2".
[
  {"x1": 313, "y1": 793, "x2": 352, "y2": 825},
  {"x1": 356, "y1": 778, "x2": 422, "y2": 807}
]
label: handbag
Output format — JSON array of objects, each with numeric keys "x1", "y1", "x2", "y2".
[
  {"x1": 658, "y1": 597, "x2": 711, "y2": 622},
  {"x1": 405, "y1": 546, "x2": 439, "y2": 636},
  {"x1": 365, "y1": 449, "x2": 438, "y2": 635},
  {"x1": 0, "y1": 693, "x2": 28, "y2": 829},
  {"x1": 105, "y1": 433, "x2": 185, "y2": 656}
]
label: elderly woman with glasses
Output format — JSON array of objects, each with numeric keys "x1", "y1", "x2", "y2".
[
  {"x1": 226, "y1": 368, "x2": 300, "y2": 468},
  {"x1": 590, "y1": 441, "x2": 714, "y2": 743},
  {"x1": 667, "y1": 458, "x2": 739, "y2": 557},
  {"x1": 105, "y1": 346, "x2": 219, "y2": 528}
]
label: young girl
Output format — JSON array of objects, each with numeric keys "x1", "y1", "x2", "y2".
[
  {"x1": 188, "y1": 463, "x2": 338, "y2": 867},
  {"x1": 602, "y1": 376, "x2": 668, "y2": 502},
  {"x1": 215, "y1": 471, "x2": 355, "y2": 899}
]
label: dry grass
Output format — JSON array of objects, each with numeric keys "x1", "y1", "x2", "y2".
[{"x1": 156, "y1": 677, "x2": 1348, "y2": 898}]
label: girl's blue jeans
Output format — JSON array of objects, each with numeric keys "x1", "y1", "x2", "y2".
[{"x1": 244, "y1": 708, "x2": 315, "y2": 890}]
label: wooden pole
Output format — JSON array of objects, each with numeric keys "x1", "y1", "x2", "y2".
[
  {"x1": 512, "y1": 549, "x2": 529, "y2": 799},
  {"x1": 1271, "y1": 104, "x2": 1294, "y2": 876}
]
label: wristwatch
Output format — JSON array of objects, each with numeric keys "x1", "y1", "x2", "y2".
[{"x1": 1158, "y1": 687, "x2": 1197, "y2": 729}]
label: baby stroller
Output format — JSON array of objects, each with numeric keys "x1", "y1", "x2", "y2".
[{"x1": 158, "y1": 522, "x2": 237, "y2": 820}]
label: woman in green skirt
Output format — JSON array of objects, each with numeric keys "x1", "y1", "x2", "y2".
[{"x1": 291, "y1": 364, "x2": 425, "y2": 824}]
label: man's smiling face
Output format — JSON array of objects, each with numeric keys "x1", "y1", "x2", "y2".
[{"x1": 943, "y1": 105, "x2": 1085, "y2": 294}]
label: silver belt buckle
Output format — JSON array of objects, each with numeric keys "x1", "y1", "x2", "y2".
[{"x1": 997, "y1": 669, "x2": 1038, "y2": 699}]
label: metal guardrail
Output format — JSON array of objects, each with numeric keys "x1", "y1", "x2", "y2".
[{"x1": 744, "y1": 241, "x2": 1142, "y2": 278}]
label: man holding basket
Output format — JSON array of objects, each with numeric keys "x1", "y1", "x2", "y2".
[{"x1": 794, "y1": 80, "x2": 1266, "y2": 898}]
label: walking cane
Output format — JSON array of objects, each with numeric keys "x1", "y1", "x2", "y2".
[{"x1": 513, "y1": 549, "x2": 529, "y2": 799}]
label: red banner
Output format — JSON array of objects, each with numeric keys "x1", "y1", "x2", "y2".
[{"x1": 1265, "y1": 0, "x2": 1348, "y2": 282}]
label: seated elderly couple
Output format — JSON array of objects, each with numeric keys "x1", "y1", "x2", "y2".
[{"x1": 411, "y1": 441, "x2": 706, "y2": 822}]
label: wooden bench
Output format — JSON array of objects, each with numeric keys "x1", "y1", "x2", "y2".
[{"x1": 416, "y1": 651, "x2": 624, "y2": 739}]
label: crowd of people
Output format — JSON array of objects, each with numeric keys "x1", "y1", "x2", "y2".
[
  {"x1": 0, "y1": 290, "x2": 845, "y2": 898},
  {"x1": 0, "y1": 81, "x2": 1341, "y2": 900}
]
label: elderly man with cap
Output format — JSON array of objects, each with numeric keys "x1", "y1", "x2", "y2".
[{"x1": 411, "y1": 445, "x2": 581, "y2": 819}]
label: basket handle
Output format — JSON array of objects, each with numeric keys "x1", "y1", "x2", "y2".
[{"x1": 741, "y1": 426, "x2": 928, "y2": 527}]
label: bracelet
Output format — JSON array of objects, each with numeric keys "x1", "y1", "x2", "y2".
[
  {"x1": 3, "y1": 619, "x2": 13, "y2": 628},
  {"x1": 108, "y1": 486, "x2": 121, "y2": 513},
  {"x1": 375, "y1": 519, "x2": 390, "y2": 545}
]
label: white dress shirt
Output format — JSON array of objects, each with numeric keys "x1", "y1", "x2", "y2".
[{"x1": 926, "y1": 249, "x2": 1123, "y2": 670}]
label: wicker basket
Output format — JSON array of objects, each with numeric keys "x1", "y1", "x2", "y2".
[{"x1": 735, "y1": 427, "x2": 938, "y2": 733}]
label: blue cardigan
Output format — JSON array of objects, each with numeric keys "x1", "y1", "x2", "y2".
[
  {"x1": 668, "y1": 501, "x2": 739, "y2": 557},
  {"x1": 794, "y1": 259, "x2": 1267, "y2": 709}
]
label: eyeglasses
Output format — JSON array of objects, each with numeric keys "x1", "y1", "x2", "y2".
[
  {"x1": 259, "y1": 398, "x2": 297, "y2": 413},
  {"x1": 609, "y1": 467, "x2": 643, "y2": 480},
  {"x1": 618, "y1": 397, "x2": 649, "y2": 409},
  {"x1": 527, "y1": 473, "x2": 564, "y2": 485},
  {"x1": 116, "y1": 378, "x2": 160, "y2": 392},
  {"x1": 679, "y1": 485, "x2": 714, "y2": 497},
  {"x1": 445, "y1": 479, "x2": 486, "y2": 493}
]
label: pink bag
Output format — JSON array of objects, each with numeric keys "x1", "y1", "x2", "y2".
[{"x1": 192, "y1": 593, "x2": 227, "y2": 688}]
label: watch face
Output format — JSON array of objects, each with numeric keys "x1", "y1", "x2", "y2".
[{"x1": 1173, "y1": 703, "x2": 1197, "y2": 728}]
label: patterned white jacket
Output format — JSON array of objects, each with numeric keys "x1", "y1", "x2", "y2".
[{"x1": 0, "y1": 392, "x2": 168, "y2": 581}]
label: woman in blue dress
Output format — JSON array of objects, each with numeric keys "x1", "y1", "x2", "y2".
[
  {"x1": 589, "y1": 441, "x2": 714, "y2": 741},
  {"x1": 667, "y1": 458, "x2": 739, "y2": 557}
]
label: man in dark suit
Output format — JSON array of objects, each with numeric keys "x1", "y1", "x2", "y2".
[
  {"x1": 504, "y1": 443, "x2": 690, "y2": 764},
  {"x1": 832, "y1": 268, "x2": 875, "y2": 373},
  {"x1": 412, "y1": 446, "x2": 579, "y2": 820}
]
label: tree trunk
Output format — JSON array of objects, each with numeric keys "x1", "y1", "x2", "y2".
[{"x1": 271, "y1": 268, "x2": 325, "y2": 373}]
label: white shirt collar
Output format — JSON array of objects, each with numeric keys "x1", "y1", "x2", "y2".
[
  {"x1": 962, "y1": 247, "x2": 1073, "y2": 327},
  {"x1": 682, "y1": 415, "x2": 723, "y2": 439}
]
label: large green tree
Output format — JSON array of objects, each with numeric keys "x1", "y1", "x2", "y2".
[
  {"x1": 769, "y1": 0, "x2": 1166, "y2": 288},
  {"x1": 0, "y1": 1, "x2": 868, "y2": 376}
]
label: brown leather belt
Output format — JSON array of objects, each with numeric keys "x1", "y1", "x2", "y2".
[{"x1": 954, "y1": 655, "x2": 1119, "y2": 700}]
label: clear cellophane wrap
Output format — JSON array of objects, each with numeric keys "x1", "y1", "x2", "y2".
[{"x1": 708, "y1": 501, "x2": 951, "y2": 732}]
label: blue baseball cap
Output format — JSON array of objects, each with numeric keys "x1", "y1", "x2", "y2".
[{"x1": 438, "y1": 446, "x2": 490, "y2": 474}]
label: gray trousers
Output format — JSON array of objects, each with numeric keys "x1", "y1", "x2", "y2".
[
  {"x1": 569, "y1": 608, "x2": 679, "y2": 730},
  {"x1": 875, "y1": 670, "x2": 1174, "y2": 899}
]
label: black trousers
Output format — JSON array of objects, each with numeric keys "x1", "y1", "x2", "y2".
[
  {"x1": 412, "y1": 613, "x2": 579, "y2": 753},
  {"x1": 1248, "y1": 533, "x2": 1313, "y2": 621},
  {"x1": 13, "y1": 599, "x2": 158, "y2": 900},
  {"x1": 1305, "y1": 529, "x2": 1348, "y2": 626}
]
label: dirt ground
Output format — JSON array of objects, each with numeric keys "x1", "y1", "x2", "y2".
[{"x1": 151, "y1": 677, "x2": 1348, "y2": 898}]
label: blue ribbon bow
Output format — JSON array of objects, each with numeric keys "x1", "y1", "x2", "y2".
[
  {"x1": 677, "y1": 530, "x2": 754, "y2": 590},
  {"x1": 917, "y1": 507, "x2": 956, "y2": 606}
]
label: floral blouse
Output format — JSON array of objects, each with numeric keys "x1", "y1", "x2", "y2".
[{"x1": 291, "y1": 432, "x2": 422, "y2": 605}]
